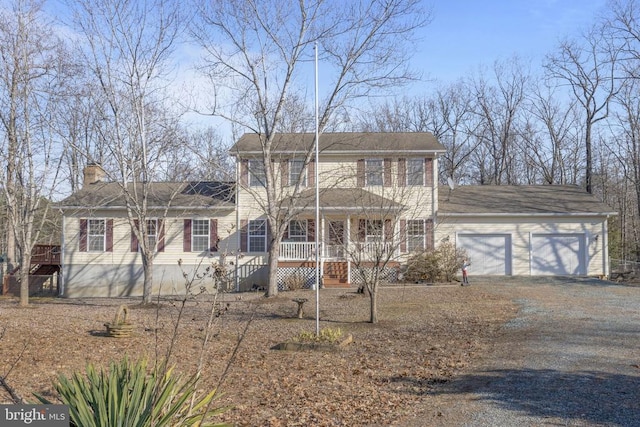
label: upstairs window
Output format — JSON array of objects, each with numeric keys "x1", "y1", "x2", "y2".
[
  {"x1": 88, "y1": 219, "x2": 105, "y2": 252},
  {"x1": 365, "y1": 159, "x2": 384, "y2": 186},
  {"x1": 289, "y1": 159, "x2": 307, "y2": 186},
  {"x1": 249, "y1": 159, "x2": 266, "y2": 187},
  {"x1": 407, "y1": 158, "x2": 424, "y2": 186}
]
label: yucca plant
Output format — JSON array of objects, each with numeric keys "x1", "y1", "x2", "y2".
[{"x1": 35, "y1": 357, "x2": 229, "y2": 427}]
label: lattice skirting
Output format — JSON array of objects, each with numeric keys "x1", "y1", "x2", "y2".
[
  {"x1": 277, "y1": 267, "x2": 316, "y2": 291},
  {"x1": 351, "y1": 266, "x2": 398, "y2": 285}
]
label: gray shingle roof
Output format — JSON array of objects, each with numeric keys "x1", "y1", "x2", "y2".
[
  {"x1": 230, "y1": 132, "x2": 445, "y2": 155},
  {"x1": 439, "y1": 185, "x2": 616, "y2": 216},
  {"x1": 58, "y1": 181, "x2": 235, "y2": 209},
  {"x1": 286, "y1": 188, "x2": 404, "y2": 211}
]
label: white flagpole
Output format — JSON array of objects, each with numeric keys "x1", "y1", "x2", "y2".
[{"x1": 314, "y1": 41, "x2": 320, "y2": 336}]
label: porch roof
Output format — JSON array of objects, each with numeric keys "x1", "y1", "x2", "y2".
[{"x1": 285, "y1": 188, "x2": 404, "y2": 211}]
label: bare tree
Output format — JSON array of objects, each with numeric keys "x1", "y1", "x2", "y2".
[
  {"x1": 469, "y1": 57, "x2": 530, "y2": 185},
  {"x1": 70, "y1": 0, "x2": 185, "y2": 304},
  {"x1": 192, "y1": 0, "x2": 429, "y2": 297},
  {"x1": 0, "y1": 0, "x2": 68, "y2": 306},
  {"x1": 520, "y1": 83, "x2": 583, "y2": 185},
  {"x1": 544, "y1": 24, "x2": 621, "y2": 193}
]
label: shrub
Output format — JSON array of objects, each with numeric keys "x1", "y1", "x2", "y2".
[
  {"x1": 36, "y1": 357, "x2": 229, "y2": 427},
  {"x1": 404, "y1": 242, "x2": 467, "y2": 283},
  {"x1": 283, "y1": 272, "x2": 307, "y2": 291}
]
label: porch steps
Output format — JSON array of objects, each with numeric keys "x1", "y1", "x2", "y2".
[{"x1": 323, "y1": 262, "x2": 350, "y2": 288}]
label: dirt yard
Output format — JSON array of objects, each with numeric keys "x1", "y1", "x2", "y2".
[{"x1": 0, "y1": 285, "x2": 517, "y2": 426}]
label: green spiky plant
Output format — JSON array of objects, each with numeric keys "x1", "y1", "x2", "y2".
[{"x1": 35, "y1": 357, "x2": 229, "y2": 427}]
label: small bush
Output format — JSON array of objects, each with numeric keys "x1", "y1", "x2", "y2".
[
  {"x1": 404, "y1": 242, "x2": 467, "y2": 283},
  {"x1": 35, "y1": 357, "x2": 229, "y2": 427},
  {"x1": 283, "y1": 273, "x2": 306, "y2": 291}
]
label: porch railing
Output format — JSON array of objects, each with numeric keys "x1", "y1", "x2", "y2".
[{"x1": 279, "y1": 241, "x2": 395, "y2": 260}]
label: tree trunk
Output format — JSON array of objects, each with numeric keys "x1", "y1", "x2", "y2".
[
  {"x1": 369, "y1": 285, "x2": 378, "y2": 323},
  {"x1": 267, "y1": 239, "x2": 280, "y2": 297},
  {"x1": 19, "y1": 261, "x2": 29, "y2": 307},
  {"x1": 142, "y1": 252, "x2": 154, "y2": 304}
]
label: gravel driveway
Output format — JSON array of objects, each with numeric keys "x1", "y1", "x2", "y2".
[{"x1": 421, "y1": 277, "x2": 640, "y2": 427}]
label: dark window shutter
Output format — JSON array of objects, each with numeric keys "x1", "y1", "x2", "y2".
[
  {"x1": 240, "y1": 159, "x2": 249, "y2": 186},
  {"x1": 383, "y1": 158, "x2": 392, "y2": 187},
  {"x1": 400, "y1": 219, "x2": 407, "y2": 252},
  {"x1": 240, "y1": 220, "x2": 248, "y2": 252},
  {"x1": 281, "y1": 159, "x2": 289, "y2": 187},
  {"x1": 358, "y1": 219, "x2": 366, "y2": 241},
  {"x1": 106, "y1": 219, "x2": 114, "y2": 252},
  {"x1": 426, "y1": 219, "x2": 434, "y2": 250},
  {"x1": 398, "y1": 158, "x2": 406, "y2": 187},
  {"x1": 425, "y1": 158, "x2": 433, "y2": 187},
  {"x1": 384, "y1": 219, "x2": 393, "y2": 241},
  {"x1": 131, "y1": 220, "x2": 139, "y2": 252},
  {"x1": 157, "y1": 219, "x2": 165, "y2": 252},
  {"x1": 308, "y1": 160, "x2": 315, "y2": 187},
  {"x1": 307, "y1": 219, "x2": 315, "y2": 242},
  {"x1": 357, "y1": 159, "x2": 365, "y2": 187},
  {"x1": 183, "y1": 219, "x2": 192, "y2": 252},
  {"x1": 210, "y1": 219, "x2": 218, "y2": 252},
  {"x1": 79, "y1": 219, "x2": 88, "y2": 252}
]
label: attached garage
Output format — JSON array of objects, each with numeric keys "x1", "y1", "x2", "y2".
[
  {"x1": 457, "y1": 234, "x2": 511, "y2": 275},
  {"x1": 437, "y1": 185, "x2": 616, "y2": 277},
  {"x1": 531, "y1": 234, "x2": 586, "y2": 275}
]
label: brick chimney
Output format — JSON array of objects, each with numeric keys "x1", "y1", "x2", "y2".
[{"x1": 83, "y1": 163, "x2": 106, "y2": 187}]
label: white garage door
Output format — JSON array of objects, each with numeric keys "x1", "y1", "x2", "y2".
[
  {"x1": 457, "y1": 234, "x2": 511, "y2": 275},
  {"x1": 531, "y1": 234, "x2": 585, "y2": 275}
]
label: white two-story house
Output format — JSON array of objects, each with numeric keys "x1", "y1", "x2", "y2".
[{"x1": 57, "y1": 132, "x2": 614, "y2": 297}]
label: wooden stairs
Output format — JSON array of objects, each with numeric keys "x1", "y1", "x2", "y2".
[{"x1": 323, "y1": 262, "x2": 350, "y2": 288}]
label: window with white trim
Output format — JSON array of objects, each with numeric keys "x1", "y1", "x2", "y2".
[
  {"x1": 249, "y1": 219, "x2": 267, "y2": 252},
  {"x1": 192, "y1": 219, "x2": 210, "y2": 252},
  {"x1": 407, "y1": 158, "x2": 424, "y2": 186},
  {"x1": 289, "y1": 159, "x2": 307, "y2": 186},
  {"x1": 249, "y1": 159, "x2": 266, "y2": 187},
  {"x1": 365, "y1": 159, "x2": 383, "y2": 186},
  {"x1": 88, "y1": 219, "x2": 105, "y2": 252},
  {"x1": 366, "y1": 219, "x2": 383, "y2": 243},
  {"x1": 407, "y1": 220, "x2": 425, "y2": 251},
  {"x1": 288, "y1": 220, "x2": 307, "y2": 242},
  {"x1": 146, "y1": 219, "x2": 158, "y2": 250}
]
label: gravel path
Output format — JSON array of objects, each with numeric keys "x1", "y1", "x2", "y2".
[{"x1": 423, "y1": 277, "x2": 640, "y2": 427}]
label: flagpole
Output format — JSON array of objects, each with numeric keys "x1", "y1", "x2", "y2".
[{"x1": 314, "y1": 41, "x2": 320, "y2": 336}]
